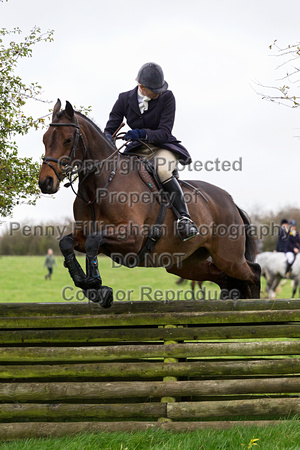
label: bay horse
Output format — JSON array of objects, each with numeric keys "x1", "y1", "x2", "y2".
[{"x1": 39, "y1": 99, "x2": 260, "y2": 307}]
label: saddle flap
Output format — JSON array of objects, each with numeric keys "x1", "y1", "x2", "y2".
[{"x1": 138, "y1": 159, "x2": 161, "y2": 194}]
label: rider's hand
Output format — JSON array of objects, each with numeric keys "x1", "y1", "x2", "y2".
[{"x1": 123, "y1": 129, "x2": 146, "y2": 141}]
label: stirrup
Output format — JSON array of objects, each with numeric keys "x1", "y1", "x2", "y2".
[{"x1": 177, "y1": 217, "x2": 199, "y2": 242}]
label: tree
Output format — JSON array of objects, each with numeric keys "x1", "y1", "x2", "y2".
[
  {"x1": 255, "y1": 40, "x2": 300, "y2": 108},
  {"x1": 0, "y1": 25, "x2": 54, "y2": 217}
]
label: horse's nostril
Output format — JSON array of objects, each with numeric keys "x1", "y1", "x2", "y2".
[
  {"x1": 45, "y1": 176, "x2": 53, "y2": 190},
  {"x1": 39, "y1": 176, "x2": 54, "y2": 194}
]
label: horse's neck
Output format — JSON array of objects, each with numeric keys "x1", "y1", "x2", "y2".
[
  {"x1": 87, "y1": 137, "x2": 114, "y2": 162},
  {"x1": 79, "y1": 116, "x2": 114, "y2": 162},
  {"x1": 76, "y1": 117, "x2": 118, "y2": 188}
]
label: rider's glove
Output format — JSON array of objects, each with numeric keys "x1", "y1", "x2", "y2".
[{"x1": 123, "y1": 129, "x2": 146, "y2": 141}]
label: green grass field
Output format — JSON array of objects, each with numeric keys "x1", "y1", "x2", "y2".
[
  {"x1": 0, "y1": 255, "x2": 222, "y2": 303},
  {"x1": 0, "y1": 420, "x2": 300, "y2": 449},
  {"x1": 0, "y1": 255, "x2": 295, "y2": 303}
]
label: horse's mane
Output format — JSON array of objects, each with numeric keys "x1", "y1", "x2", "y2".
[
  {"x1": 74, "y1": 110, "x2": 103, "y2": 135},
  {"x1": 58, "y1": 108, "x2": 115, "y2": 149}
]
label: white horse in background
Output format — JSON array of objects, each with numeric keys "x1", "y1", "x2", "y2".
[{"x1": 255, "y1": 252, "x2": 300, "y2": 298}]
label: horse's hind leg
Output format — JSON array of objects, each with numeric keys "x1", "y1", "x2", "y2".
[
  {"x1": 267, "y1": 275, "x2": 282, "y2": 299},
  {"x1": 167, "y1": 255, "x2": 231, "y2": 296},
  {"x1": 222, "y1": 262, "x2": 261, "y2": 299},
  {"x1": 246, "y1": 261, "x2": 261, "y2": 298},
  {"x1": 292, "y1": 279, "x2": 298, "y2": 298}
]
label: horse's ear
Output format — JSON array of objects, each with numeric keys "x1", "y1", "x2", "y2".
[
  {"x1": 52, "y1": 98, "x2": 61, "y2": 119},
  {"x1": 65, "y1": 101, "x2": 74, "y2": 119}
]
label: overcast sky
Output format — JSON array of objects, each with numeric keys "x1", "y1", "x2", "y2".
[{"x1": 2, "y1": 0, "x2": 300, "y2": 227}]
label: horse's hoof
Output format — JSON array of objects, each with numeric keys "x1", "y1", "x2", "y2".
[
  {"x1": 99, "y1": 286, "x2": 114, "y2": 308},
  {"x1": 84, "y1": 286, "x2": 113, "y2": 308}
]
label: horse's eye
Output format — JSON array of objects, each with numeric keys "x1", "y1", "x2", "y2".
[{"x1": 64, "y1": 137, "x2": 72, "y2": 145}]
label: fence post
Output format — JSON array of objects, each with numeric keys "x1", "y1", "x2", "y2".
[{"x1": 158, "y1": 324, "x2": 178, "y2": 422}]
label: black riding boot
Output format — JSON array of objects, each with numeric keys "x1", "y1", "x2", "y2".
[
  {"x1": 285, "y1": 261, "x2": 293, "y2": 278},
  {"x1": 162, "y1": 176, "x2": 199, "y2": 241}
]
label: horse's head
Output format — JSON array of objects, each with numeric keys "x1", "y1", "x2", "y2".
[{"x1": 39, "y1": 99, "x2": 81, "y2": 194}]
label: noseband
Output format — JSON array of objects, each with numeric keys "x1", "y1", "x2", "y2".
[{"x1": 42, "y1": 116, "x2": 85, "y2": 180}]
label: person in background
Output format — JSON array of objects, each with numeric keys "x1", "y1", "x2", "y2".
[
  {"x1": 104, "y1": 62, "x2": 199, "y2": 242},
  {"x1": 285, "y1": 220, "x2": 300, "y2": 276},
  {"x1": 276, "y1": 218, "x2": 289, "y2": 252},
  {"x1": 44, "y1": 248, "x2": 56, "y2": 280}
]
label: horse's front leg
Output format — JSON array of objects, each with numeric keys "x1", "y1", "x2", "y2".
[
  {"x1": 59, "y1": 233, "x2": 87, "y2": 288},
  {"x1": 84, "y1": 232, "x2": 113, "y2": 308},
  {"x1": 59, "y1": 232, "x2": 113, "y2": 308}
]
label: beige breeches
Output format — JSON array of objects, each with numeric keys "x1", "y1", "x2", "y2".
[{"x1": 133, "y1": 145, "x2": 178, "y2": 182}]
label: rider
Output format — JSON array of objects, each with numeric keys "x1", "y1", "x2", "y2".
[
  {"x1": 276, "y1": 218, "x2": 289, "y2": 252},
  {"x1": 104, "y1": 62, "x2": 199, "y2": 242},
  {"x1": 285, "y1": 219, "x2": 300, "y2": 275}
]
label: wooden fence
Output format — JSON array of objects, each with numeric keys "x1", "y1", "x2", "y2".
[{"x1": 0, "y1": 299, "x2": 300, "y2": 440}]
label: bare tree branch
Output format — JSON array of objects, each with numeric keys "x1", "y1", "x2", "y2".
[{"x1": 255, "y1": 40, "x2": 300, "y2": 108}]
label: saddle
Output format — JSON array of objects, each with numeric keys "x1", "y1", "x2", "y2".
[
  {"x1": 137, "y1": 156, "x2": 179, "y2": 207},
  {"x1": 120, "y1": 155, "x2": 207, "y2": 266},
  {"x1": 132, "y1": 156, "x2": 206, "y2": 265},
  {"x1": 138, "y1": 158, "x2": 161, "y2": 195}
]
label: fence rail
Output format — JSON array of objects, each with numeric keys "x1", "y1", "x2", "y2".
[{"x1": 0, "y1": 299, "x2": 299, "y2": 440}]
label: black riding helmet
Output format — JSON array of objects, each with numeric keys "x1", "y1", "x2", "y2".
[{"x1": 137, "y1": 62, "x2": 168, "y2": 94}]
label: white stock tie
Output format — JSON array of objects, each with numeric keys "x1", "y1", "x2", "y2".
[{"x1": 138, "y1": 96, "x2": 151, "y2": 114}]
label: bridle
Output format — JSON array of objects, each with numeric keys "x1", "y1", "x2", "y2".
[
  {"x1": 42, "y1": 115, "x2": 121, "y2": 185},
  {"x1": 42, "y1": 115, "x2": 85, "y2": 181}
]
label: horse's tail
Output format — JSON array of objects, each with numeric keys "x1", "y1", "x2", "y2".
[{"x1": 236, "y1": 205, "x2": 257, "y2": 262}]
